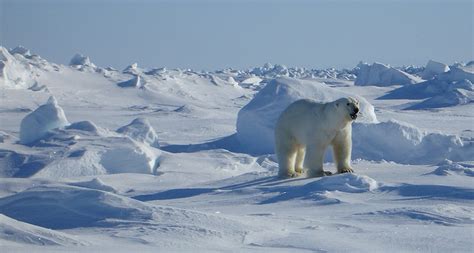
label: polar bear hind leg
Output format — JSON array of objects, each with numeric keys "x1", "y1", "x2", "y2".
[
  {"x1": 275, "y1": 136, "x2": 299, "y2": 177},
  {"x1": 304, "y1": 145, "x2": 326, "y2": 177}
]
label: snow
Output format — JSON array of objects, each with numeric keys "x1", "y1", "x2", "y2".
[
  {"x1": 117, "y1": 75, "x2": 142, "y2": 88},
  {"x1": 421, "y1": 60, "x2": 450, "y2": 80},
  {"x1": 0, "y1": 214, "x2": 86, "y2": 246},
  {"x1": 0, "y1": 47, "x2": 473, "y2": 252},
  {"x1": 236, "y1": 77, "x2": 377, "y2": 154},
  {"x1": 380, "y1": 64, "x2": 474, "y2": 109},
  {"x1": 69, "y1": 53, "x2": 96, "y2": 69},
  {"x1": 0, "y1": 46, "x2": 36, "y2": 89},
  {"x1": 354, "y1": 62, "x2": 422, "y2": 86},
  {"x1": 116, "y1": 117, "x2": 160, "y2": 148},
  {"x1": 352, "y1": 120, "x2": 473, "y2": 164},
  {"x1": 19, "y1": 96, "x2": 70, "y2": 145}
]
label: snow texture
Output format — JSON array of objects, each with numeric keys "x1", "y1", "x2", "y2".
[
  {"x1": 117, "y1": 117, "x2": 160, "y2": 148},
  {"x1": 19, "y1": 96, "x2": 69, "y2": 145},
  {"x1": 117, "y1": 75, "x2": 142, "y2": 88},
  {"x1": 354, "y1": 62, "x2": 421, "y2": 86},
  {"x1": 0, "y1": 47, "x2": 473, "y2": 252},
  {"x1": 421, "y1": 60, "x2": 450, "y2": 80},
  {"x1": 380, "y1": 64, "x2": 474, "y2": 109}
]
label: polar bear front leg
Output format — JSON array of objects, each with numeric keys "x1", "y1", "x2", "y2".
[
  {"x1": 276, "y1": 138, "x2": 299, "y2": 178},
  {"x1": 332, "y1": 126, "x2": 354, "y2": 174},
  {"x1": 304, "y1": 145, "x2": 326, "y2": 177}
]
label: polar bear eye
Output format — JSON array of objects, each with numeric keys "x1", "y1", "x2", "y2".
[{"x1": 346, "y1": 103, "x2": 350, "y2": 106}]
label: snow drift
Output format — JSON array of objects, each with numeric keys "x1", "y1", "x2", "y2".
[
  {"x1": 0, "y1": 46, "x2": 36, "y2": 89},
  {"x1": 352, "y1": 120, "x2": 473, "y2": 164},
  {"x1": 236, "y1": 77, "x2": 377, "y2": 154},
  {"x1": 0, "y1": 214, "x2": 86, "y2": 246},
  {"x1": 354, "y1": 62, "x2": 421, "y2": 86},
  {"x1": 117, "y1": 117, "x2": 160, "y2": 148},
  {"x1": 421, "y1": 60, "x2": 450, "y2": 80},
  {"x1": 19, "y1": 96, "x2": 69, "y2": 145},
  {"x1": 380, "y1": 65, "x2": 474, "y2": 109}
]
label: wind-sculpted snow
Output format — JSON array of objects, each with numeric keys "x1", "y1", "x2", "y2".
[
  {"x1": 352, "y1": 120, "x2": 473, "y2": 164},
  {"x1": 0, "y1": 47, "x2": 36, "y2": 89},
  {"x1": 354, "y1": 62, "x2": 422, "y2": 86},
  {"x1": 429, "y1": 160, "x2": 474, "y2": 177},
  {"x1": 0, "y1": 214, "x2": 86, "y2": 246},
  {"x1": 260, "y1": 173, "x2": 378, "y2": 205},
  {"x1": 421, "y1": 60, "x2": 450, "y2": 80},
  {"x1": 236, "y1": 77, "x2": 377, "y2": 154},
  {"x1": 380, "y1": 65, "x2": 474, "y2": 109},
  {"x1": 117, "y1": 117, "x2": 160, "y2": 148},
  {"x1": 19, "y1": 96, "x2": 69, "y2": 145},
  {"x1": 117, "y1": 75, "x2": 142, "y2": 88},
  {"x1": 356, "y1": 204, "x2": 474, "y2": 226},
  {"x1": 0, "y1": 184, "x2": 254, "y2": 248},
  {"x1": 69, "y1": 53, "x2": 97, "y2": 69}
]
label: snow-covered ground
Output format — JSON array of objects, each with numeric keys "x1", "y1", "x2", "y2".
[{"x1": 1, "y1": 46, "x2": 473, "y2": 252}]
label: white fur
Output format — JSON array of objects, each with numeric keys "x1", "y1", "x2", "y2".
[{"x1": 274, "y1": 97, "x2": 359, "y2": 178}]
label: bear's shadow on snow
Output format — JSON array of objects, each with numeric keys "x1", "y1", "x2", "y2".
[
  {"x1": 134, "y1": 178, "x2": 474, "y2": 205},
  {"x1": 133, "y1": 176, "x2": 284, "y2": 201}
]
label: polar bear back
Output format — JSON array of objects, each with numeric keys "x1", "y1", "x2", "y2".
[{"x1": 275, "y1": 99, "x2": 344, "y2": 146}]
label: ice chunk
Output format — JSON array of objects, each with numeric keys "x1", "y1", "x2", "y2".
[
  {"x1": 69, "y1": 53, "x2": 96, "y2": 68},
  {"x1": 421, "y1": 60, "x2": 450, "y2": 80},
  {"x1": 117, "y1": 117, "x2": 160, "y2": 148},
  {"x1": 19, "y1": 96, "x2": 69, "y2": 145},
  {"x1": 117, "y1": 75, "x2": 142, "y2": 88},
  {"x1": 355, "y1": 62, "x2": 421, "y2": 86}
]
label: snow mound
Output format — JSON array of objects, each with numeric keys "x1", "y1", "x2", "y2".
[
  {"x1": 100, "y1": 141, "x2": 158, "y2": 174},
  {"x1": 31, "y1": 128, "x2": 160, "y2": 178},
  {"x1": 380, "y1": 66, "x2": 474, "y2": 109},
  {"x1": 315, "y1": 173, "x2": 379, "y2": 193},
  {"x1": 19, "y1": 96, "x2": 69, "y2": 145},
  {"x1": 117, "y1": 75, "x2": 142, "y2": 88},
  {"x1": 429, "y1": 160, "x2": 474, "y2": 177},
  {"x1": 69, "y1": 53, "x2": 96, "y2": 68},
  {"x1": 66, "y1": 120, "x2": 100, "y2": 133},
  {"x1": 0, "y1": 46, "x2": 36, "y2": 89},
  {"x1": 69, "y1": 178, "x2": 117, "y2": 192},
  {"x1": 236, "y1": 77, "x2": 377, "y2": 154},
  {"x1": 123, "y1": 63, "x2": 141, "y2": 75},
  {"x1": 406, "y1": 87, "x2": 473, "y2": 110},
  {"x1": 0, "y1": 185, "x2": 252, "y2": 247},
  {"x1": 259, "y1": 173, "x2": 378, "y2": 204},
  {"x1": 0, "y1": 185, "x2": 155, "y2": 229},
  {"x1": 117, "y1": 117, "x2": 160, "y2": 148},
  {"x1": 354, "y1": 62, "x2": 421, "y2": 86},
  {"x1": 9, "y1": 46, "x2": 31, "y2": 56},
  {"x1": 421, "y1": 60, "x2": 450, "y2": 80},
  {"x1": 357, "y1": 204, "x2": 474, "y2": 226},
  {"x1": 0, "y1": 214, "x2": 86, "y2": 246},
  {"x1": 352, "y1": 120, "x2": 473, "y2": 164}
]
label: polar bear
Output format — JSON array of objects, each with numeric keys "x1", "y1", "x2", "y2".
[{"x1": 274, "y1": 97, "x2": 360, "y2": 178}]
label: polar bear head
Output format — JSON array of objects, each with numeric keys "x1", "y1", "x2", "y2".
[{"x1": 334, "y1": 97, "x2": 360, "y2": 121}]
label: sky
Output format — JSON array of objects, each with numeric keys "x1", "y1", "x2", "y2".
[{"x1": 0, "y1": 0, "x2": 472, "y2": 70}]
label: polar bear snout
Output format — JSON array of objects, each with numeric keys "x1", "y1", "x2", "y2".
[{"x1": 350, "y1": 107, "x2": 359, "y2": 120}]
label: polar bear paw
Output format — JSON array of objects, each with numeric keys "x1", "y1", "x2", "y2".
[{"x1": 338, "y1": 167, "x2": 354, "y2": 174}]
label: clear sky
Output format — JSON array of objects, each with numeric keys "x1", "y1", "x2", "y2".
[{"x1": 1, "y1": 0, "x2": 472, "y2": 70}]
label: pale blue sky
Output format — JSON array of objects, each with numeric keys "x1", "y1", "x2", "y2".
[{"x1": 1, "y1": 0, "x2": 472, "y2": 70}]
